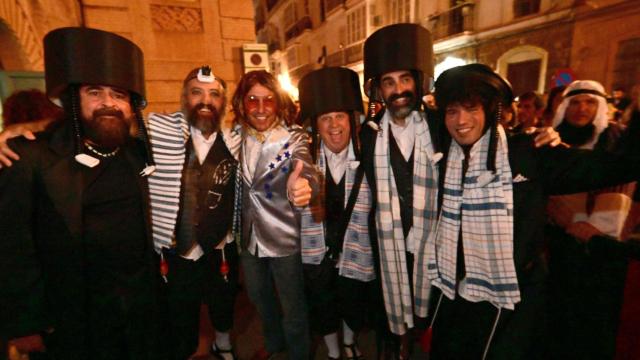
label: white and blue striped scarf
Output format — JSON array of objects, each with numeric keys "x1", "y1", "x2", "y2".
[
  {"x1": 147, "y1": 111, "x2": 242, "y2": 252},
  {"x1": 428, "y1": 126, "x2": 520, "y2": 310},
  {"x1": 374, "y1": 110, "x2": 441, "y2": 335},
  {"x1": 300, "y1": 141, "x2": 375, "y2": 282}
]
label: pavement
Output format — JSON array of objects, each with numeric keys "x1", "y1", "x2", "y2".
[{"x1": 190, "y1": 286, "x2": 428, "y2": 360}]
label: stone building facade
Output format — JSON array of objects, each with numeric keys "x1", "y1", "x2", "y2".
[
  {"x1": 0, "y1": 0, "x2": 255, "y2": 121},
  {"x1": 255, "y1": 0, "x2": 638, "y2": 99},
  {"x1": 571, "y1": 0, "x2": 640, "y2": 94}
]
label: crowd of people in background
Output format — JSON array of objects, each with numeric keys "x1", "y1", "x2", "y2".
[{"x1": 1, "y1": 23, "x2": 640, "y2": 360}]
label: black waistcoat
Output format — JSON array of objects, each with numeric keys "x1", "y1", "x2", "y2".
[
  {"x1": 389, "y1": 131, "x2": 414, "y2": 239},
  {"x1": 175, "y1": 134, "x2": 237, "y2": 255},
  {"x1": 325, "y1": 165, "x2": 346, "y2": 258}
]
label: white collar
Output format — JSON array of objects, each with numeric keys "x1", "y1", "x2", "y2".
[
  {"x1": 324, "y1": 143, "x2": 348, "y2": 184},
  {"x1": 190, "y1": 125, "x2": 217, "y2": 163},
  {"x1": 387, "y1": 111, "x2": 418, "y2": 161}
]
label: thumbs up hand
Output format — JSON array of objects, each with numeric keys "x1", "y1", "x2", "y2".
[{"x1": 287, "y1": 160, "x2": 312, "y2": 207}]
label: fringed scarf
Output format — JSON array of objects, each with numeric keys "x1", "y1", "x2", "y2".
[
  {"x1": 427, "y1": 126, "x2": 520, "y2": 310},
  {"x1": 374, "y1": 110, "x2": 441, "y2": 335},
  {"x1": 300, "y1": 141, "x2": 375, "y2": 282}
]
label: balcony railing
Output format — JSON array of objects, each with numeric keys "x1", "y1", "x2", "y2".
[
  {"x1": 427, "y1": 1, "x2": 475, "y2": 41},
  {"x1": 324, "y1": 42, "x2": 364, "y2": 67},
  {"x1": 285, "y1": 16, "x2": 312, "y2": 42},
  {"x1": 325, "y1": 0, "x2": 345, "y2": 14}
]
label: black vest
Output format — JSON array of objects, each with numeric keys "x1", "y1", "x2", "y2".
[
  {"x1": 82, "y1": 149, "x2": 147, "y2": 283},
  {"x1": 389, "y1": 131, "x2": 414, "y2": 239},
  {"x1": 175, "y1": 135, "x2": 237, "y2": 255},
  {"x1": 325, "y1": 165, "x2": 346, "y2": 258}
]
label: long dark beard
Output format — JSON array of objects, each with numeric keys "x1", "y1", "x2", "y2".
[
  {"x1": 187, "y1": 103, "x2": 220, "y2": 134},
  {"x1": 385, "y1": 90, "x2": 417, "y2": 119},
  {"x1": 82, "y1": 107, "x2": 132, "y2": 149},
  {"x1": 556, "y1": 121, "x2": 595, "y2": 147}
]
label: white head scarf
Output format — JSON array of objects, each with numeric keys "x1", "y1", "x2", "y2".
[{"x1": 552, "y1": 80, "x2": 610, "y2": 149}]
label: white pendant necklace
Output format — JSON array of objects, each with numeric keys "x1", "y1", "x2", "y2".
[
  {"x1": 84, "y1": 142, "x2": 120, "y2": 158},
  {"x1": 75, "y1": 141, "x2": 120, "y2": 168}
]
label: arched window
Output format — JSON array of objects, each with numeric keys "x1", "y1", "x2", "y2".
[
  {"x1": 497, "y1": 45, "x2": 548, "y2": 96},
  {"x1": 612, "y1": 37, "x2": 640, "y2": 94}
]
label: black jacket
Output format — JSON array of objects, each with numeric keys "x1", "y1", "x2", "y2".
[{"x1": 0, "y1": 122, "x2": 159, "y2": 357}]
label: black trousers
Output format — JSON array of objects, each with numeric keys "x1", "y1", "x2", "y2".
[
  {"x1": 158, "y1": 242, "x2": 239, "y2": 360},
  {"x1": 428, "y1": 280, "x2": 547, "y2": 360},
  {"x1": 547, "y1": 231, "x2": 629, "y2": 360},
  {"x1": 30, "y1": 266, "x2": 162, "y2": 360},
  {"x1": 303, "y1": 256, "x2": 374, "y2": 336}
]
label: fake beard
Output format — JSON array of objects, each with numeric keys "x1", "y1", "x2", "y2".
[
  {"x1": 385, "y1": 90, "x2": 417, "y2": 120},
  {"x1": 188, "y1": 103, "x2": 220, "y2": 134},
  {"x1": 82, "y1": 107, "x2": 132, "y2": 149}
]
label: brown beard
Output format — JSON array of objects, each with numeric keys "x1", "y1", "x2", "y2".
[
  {"x1": 385, "y1": 90, "x2": 417, "y2": 119},
  {"x1": 82, "y1": 107, "x2": 132, "y2": 149},
  {"x1": 187, "y1": 103, "x2": 220, "y2": 135}
]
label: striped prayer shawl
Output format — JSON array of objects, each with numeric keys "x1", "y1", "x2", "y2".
[
  {"x1": 374, "y1": 110, "x2": 441, "y2": 335},
  {"x1": 428, "y1": 126, "x2": 520, "y2": 309},
  {"x1": 300, "y1": 141, "x2": 375, "y2": 282},
  {"x1": 147, "y1": 111, "x2": 242, "y2": 252}
]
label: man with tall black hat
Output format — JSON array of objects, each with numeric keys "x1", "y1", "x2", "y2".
[
  {"x1": 298, "y1": 67, "x2": 376, "y2": 360},
  {"x1": 426, "y1": 63, "x2": 640, "y2": 359},
  {"x1": 358, "y1": 24, "x2": 442, "y2": 356},
  {"x1": 0, "y1": 27, "x2": 159, "y2": 359},
  {"x1": 146, "y1": 66, "x2": 241, "y2": 360}
]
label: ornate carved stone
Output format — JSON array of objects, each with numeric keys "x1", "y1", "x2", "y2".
[{"x1": 150, "y1": 5, "x2": 203, "y2": 32}]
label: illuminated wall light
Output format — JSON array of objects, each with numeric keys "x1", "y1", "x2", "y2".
[{"x1": 277, "y1": 72, "x2": 299, "y2": 101}]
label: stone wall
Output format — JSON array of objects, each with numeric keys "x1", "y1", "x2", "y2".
[
  {"x1": 571, "y1": 0, "x2": 640, "y2": 91},
  {"x1": 0, "y1": 0, "x2": 255, "y2": 114},
  {"x1": 476, "y1": 21, "x2": 573, "y2": 89}
]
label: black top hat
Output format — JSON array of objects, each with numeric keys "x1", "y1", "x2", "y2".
[
  {"x1": 435, "y1": 63, "x2": 513, "y2": 108},
  {"x1": 44, "y1": 27, "x2": 146, "y2": 105},
  {"x1": 363, "y1": 23, "x2": 433, "y2": 83},
  {"x1": 298, "y1": 67, "x2": 364, "y2": 121}
]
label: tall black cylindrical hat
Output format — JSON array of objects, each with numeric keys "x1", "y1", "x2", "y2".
[
  {"x1": 363, "y1": 23, "x2": 433, "y2": 83},
  {"x1": 44, "y1": 27, "x2": 146, "y2": 105},
  {"x1": 298, "y1": 67, "x2": 364, "y2": 121}
]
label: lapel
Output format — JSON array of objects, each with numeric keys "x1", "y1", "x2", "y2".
[
  {"x1": 122, "y1": 140, "x2": 152, "y2": 245},
  {"x1": 345, "y1": 147, "x2": 360, "y2": 199},
  {"x1": 253, "y1": 126, "x2": 292, "y2": 184},
  {"x1": 43, "y1": 123, "x2": 84, "y2": 239}
]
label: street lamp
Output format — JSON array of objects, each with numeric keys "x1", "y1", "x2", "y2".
[{"x1": 278, "y1": 72, "x2": 299, "y2": 101}]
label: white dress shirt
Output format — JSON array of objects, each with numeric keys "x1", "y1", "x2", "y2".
[
  {"x1": 323, "y1": 143, "x2": 348, "y2": 184},
  {"x1": 389, "y1": 116, "x2": 415, "y2": 162}
]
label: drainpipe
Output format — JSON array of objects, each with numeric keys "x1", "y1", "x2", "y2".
[{"x1": 77, "y1": 0, "x2": 86, "y2": 27}]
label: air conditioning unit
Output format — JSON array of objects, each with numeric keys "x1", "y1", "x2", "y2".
[{"x1": 242, "y1": 44, "x2": 270, "y2": 73}]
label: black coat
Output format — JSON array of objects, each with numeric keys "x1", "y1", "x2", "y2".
[
  {"x1": 0, "y1": 123, "x2": 160, "y2": 358},
  {"x1": 430, "y1": 131, "x2": 640, "y2": 359}
]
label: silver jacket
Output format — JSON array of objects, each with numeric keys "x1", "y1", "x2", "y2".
[{"x1": 241, "y1": 124, "x2": 319, "y2": 257}]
